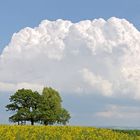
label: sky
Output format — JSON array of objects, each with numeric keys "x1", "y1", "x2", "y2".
[{"x1": 1, "y1": 0, "x2": 140, "y2": 127}]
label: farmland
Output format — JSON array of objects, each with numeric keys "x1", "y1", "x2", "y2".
[{"x1": 0, "y1": 125, "x2": 140, "y2": 140}]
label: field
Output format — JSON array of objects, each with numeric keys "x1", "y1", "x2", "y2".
[{"x1": 0, "y1": 125, "x2": 140, "y2": 140}]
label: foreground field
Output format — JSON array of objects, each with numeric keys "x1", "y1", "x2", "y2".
[{"x1": 0, "y1": 125, "x2": 140, "y2": 140}]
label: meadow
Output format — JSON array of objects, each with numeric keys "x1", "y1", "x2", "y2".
[{"x1": 0, "y1": 125, "x2": 140, "y2": 140}]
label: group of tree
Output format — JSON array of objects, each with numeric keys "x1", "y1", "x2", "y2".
[{"x1": 6, "y1": 87, "x2": 70, "y2": 125}]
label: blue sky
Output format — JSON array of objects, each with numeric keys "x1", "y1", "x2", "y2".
[{"x1": 1, "y1": 0, "x2": 140, "y2": 127}]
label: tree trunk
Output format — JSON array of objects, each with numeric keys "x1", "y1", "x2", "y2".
[
  {"x1": 44, "y1": 121, "x2": 48, "y2": 125},
  {"x1": 31, "y1": 119, "x2": 34, "y2": 125}
]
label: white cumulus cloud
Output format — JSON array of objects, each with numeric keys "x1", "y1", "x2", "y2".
[
  {"x1": 1, "y1": 17, "x2": 140, "y2": 99},
  {"x1": 80, "y1": 68, "x2": 112, "y2": 96}
]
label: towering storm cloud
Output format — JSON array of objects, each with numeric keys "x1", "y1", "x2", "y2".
[{"x1": 0, "y1": 17, "x2": 140, "y2": 99}]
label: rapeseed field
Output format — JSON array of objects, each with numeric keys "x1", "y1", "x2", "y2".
[{"x1": 0, "y1": 125, "x2": 140, "y2": 140}]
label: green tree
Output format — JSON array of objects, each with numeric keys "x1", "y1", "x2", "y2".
[
  {"x1": 6, "y1": 87, "x2": 71, "y2": 125},
  {"x1": 38, "y1": 87, "x2": 70, "y2": 125},
  {"x1": 57, "y1": 108, "x2": 71, "y2": 125},
  {"x1": 6, "y1": 88, "x2": 41, "y2": 125}
]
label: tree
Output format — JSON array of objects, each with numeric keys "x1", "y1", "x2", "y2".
[
  {"x1": 57, "y1": 108, "x2": 71, "y2": 125},
  {"x1": 6, "y1": 88, "x2": 41, "y2": 125},
  {"x1": 6, "y1": 87, "x2": 71, "y2": 125},
  {"x1": 38, "y1": 87, "x2": 70, "y2": 125}
]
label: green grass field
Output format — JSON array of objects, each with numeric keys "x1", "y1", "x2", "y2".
[{"x1": 0, "y1": 125, "x2": 140, "y2": 140}]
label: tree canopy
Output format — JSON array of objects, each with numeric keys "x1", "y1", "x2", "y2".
[{"x1": 6, "y1": 87, "x2": 70, "y2": 125}]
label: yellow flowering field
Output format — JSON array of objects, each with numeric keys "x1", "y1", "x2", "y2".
[{"x1": 0, "y1": 125, "x2": 140, "y2": 140}]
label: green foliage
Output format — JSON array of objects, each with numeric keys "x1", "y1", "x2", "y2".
[
  {"x1": 6, "y1": 87, "x2": 70, "y2": 125},
  {"x1": 57, "y1": 108, "x2": 71, "y2": 125},
  {"x1": 38, "y1": 87, "x2": 70, "y2": 125},
  {"x1": 6, "y1": 89, "x2": 41, "y2": 125},
  {"x1": 113, "y1": 129, "x2": 140, "y2": 137}
]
